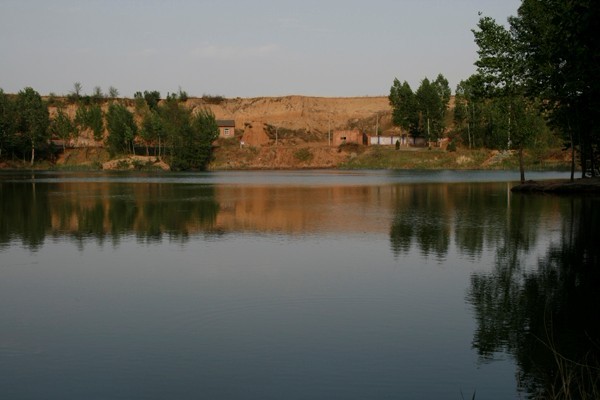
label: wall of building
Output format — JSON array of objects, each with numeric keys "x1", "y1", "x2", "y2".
[{"x1": 333, "y1": 130, "x2": 363, "y2": 147}]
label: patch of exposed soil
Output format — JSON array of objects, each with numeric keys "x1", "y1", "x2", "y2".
[
  {"x1": 211, "y1": 144, "x2": 350, "y2": 170},
  {"x1": 102, "y1": 156, "x2": 170, "y2": 171},
  {"x1": 187, "y1": 95, "x2": 391, "y2": 147}
]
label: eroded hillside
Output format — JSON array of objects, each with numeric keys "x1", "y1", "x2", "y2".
[{"x1": 188, "y1": 95, "x2": 392, "y2": 146}]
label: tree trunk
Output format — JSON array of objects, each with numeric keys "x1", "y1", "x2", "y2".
[
  {"x1": 507, "y1": 103, "x2": 512, "y2": 150},
  {"x1": 467, "y1": 122, "x2": 472, "y2": 149},
  {"x1": 590, "y1": 146, "x2": 596, "y2": 177},
  {"x1": 30, "y1": 141, "x2": 35, "y2": 165},
  {"x1": 580, "y1": 139, "x2": 586, "y2": 179},
  {"x1": 570, "y1": 131, "x2": 575, "y2": 182},
  {"x1": 518, "y1": 146, "x2": 525, "y2": 184}
]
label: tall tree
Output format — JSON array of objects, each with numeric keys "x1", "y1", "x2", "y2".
[
  {"x1": 415, "y1": 78, "x2": 445, "y2": 142},
  {"x1": 473, "y1": 16, "x2": 522, "y2": 150},
  {"x1": 473, "y1": 16, "x2": 539, "y2": 183},
  {"x1": 92, "y1": 86, "x2": 104, "y2": 103},
  {"x1": 71, "y1": 82, "x2": 83, "y2": 102},
  {"x1": 143, "y1": 90, "x2": 161, "y2": 111},
  {"x1": 108, "y1": 86, "x2": 119, "y2": 99},
  {"x1": 433, "y1": 74, "x2": 452, "y2": 138},
  {"x1": 454, "y1": 77, "x2": 484, "y2": 149},
  {"x1": 106, "y1": 103, "x2": 137, "y2": 156},
  {"x1": 157, "y1": 98, "x2": 218, "y2": 170},
  {"x1": 50, "y1": 107, "x2": 77, "y2": 151},
  {"x1": 140, "y1": 110, "x2": 164, "y2": 157},
  {"x1": 15, "y1": 87, "x2": 50, "y2": 165},
  {"x1": 75, "y1": 104, "x2": 104, "y2": 142},
  {"x1": 511, "y1": 0, "x2": 600, "y2": 179},
  {"x1": 0, "y1": 89, "x2": 16, "y2": 159},
  {"x1": 389, "y1": 79, "x2": 419, "y2": 142}
]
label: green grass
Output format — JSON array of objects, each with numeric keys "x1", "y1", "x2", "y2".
[
  {"x1": 340, "y1": 147, "x2": 486, "y2": 169},
  {"x1": 339, "y1": 147, "x2": 571, "y2": 171}
]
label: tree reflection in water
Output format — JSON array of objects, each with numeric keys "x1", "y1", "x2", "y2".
[
  {"x1": 468, "y1": 195, "x2": 600, "y2": 398},
  {"x1": 0, "y1": 180, "x2": 220, "y2": 250}
]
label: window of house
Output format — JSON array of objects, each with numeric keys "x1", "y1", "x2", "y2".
[{"x1": 224, "y1": 128, "x2": 230, "y2": 136}]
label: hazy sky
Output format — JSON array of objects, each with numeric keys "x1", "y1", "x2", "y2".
[{"x1": 0, "y1": 0, "x2": 521, "y2": 98}]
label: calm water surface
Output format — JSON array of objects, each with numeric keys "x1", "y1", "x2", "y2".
[{"x1": 1, "y1": 170, "x2": 598, "y2": 399}]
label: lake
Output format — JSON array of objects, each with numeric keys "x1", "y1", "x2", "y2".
[{"x1": 1, "y1": 170, "x2": 598, "y2": 399}]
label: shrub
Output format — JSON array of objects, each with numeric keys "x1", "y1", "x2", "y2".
[
  {"x1": 202, "y1": 94, "x2": 226, "y2": 104},
  {"x1": 294, "y1": 147, "x2": 313, "y2": 162}
]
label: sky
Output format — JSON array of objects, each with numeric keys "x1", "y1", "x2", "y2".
[{"x1": 0, "y1": 0, "x2": 521, "y2": 98}]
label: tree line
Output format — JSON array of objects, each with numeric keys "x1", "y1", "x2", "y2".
[
  {"x1": 390, "y1": 0, "x2": 599, "y2": 181},
  {"x1": 388, "y1": 74, "x2": 451, "y2": 145},
  {"x1": 0, "y1": 85, "x2": 218, "y2": 170}
]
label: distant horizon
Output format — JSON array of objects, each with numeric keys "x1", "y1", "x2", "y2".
[
  {"x1": 28, "y1": 92, "x2": 392, "y2": 100},
  {"x1": 1, "y1": 0, "x2": 521, "y2": 98}
]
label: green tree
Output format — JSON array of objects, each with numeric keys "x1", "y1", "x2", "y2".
[
  {"x1": 106, "y1": 103, "x2": 137, "y2": 156},
  {"x1": 415, "y1": 78, "x2": 444, "y2": 143},
  {"x1": 454, "y1": 75, "x2": 489, "y2": 149},
  {"x1": 15, "y1": 87, "x2": 50, "y2": 165},
  {"x1": 389, "y1": 79, "x2": 419, "y2": 142},
  {"x1": 50, "y1": 107, "x2": 76, "y2": 151},
  {"x1": 157, "y1": 99, "x2": 218, "y2": 170},
  {"x1": 511, "y1": 0, "x2": 600, "y2": 179},
  {"x1": 432, "y1": 73, "x2": 451, "y2": 138},
  {"x1": 178, "y1": 87, "x2": 189, "y2": 102},
  {"x1": 75, "y1": 104, "x2": 104, "y2": 142},
  {"x1": 473, "y1": 16, "x2": 522, "y2": 149},
  {"x1": 0, "y1": 88, "x2": 16, "y2": 159},
  {"x1": 473, "y1": 16, "x2": 542, "y2": 183},
  {"x1": 390, "y1": 75, "x2": 451, "y2": 145},
  {"x1": 454, "y1": 82, "x2": 471, "y2": 148},
  {"x1": 69, "y1": 82, "x2": 83, "y2": 103},
  {"x1": 108, "y1": 86, "x2": 119, "y2": 99},
  {"x1": 92, "y1": 86, "x2": 104, "y2": 103},
  {"x1": 140, "y1": 110, "x2": 164, "y2": 157},
  {"x1": 143, "y1": 90, "x2": 161, "y2": 111},
  {"x1": 189, "y1": 108, "x2": 219, "y2": 167}
]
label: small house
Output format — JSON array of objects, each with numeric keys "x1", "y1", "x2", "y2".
[
  {"x1": 332, "y1": 129, "x2": 366, "y2": 147},
  {"x1": 217, "y1": 120, "x2": 236, "y2": 139}
]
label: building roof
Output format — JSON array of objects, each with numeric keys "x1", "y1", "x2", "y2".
[{"x1": 216, "y1": 119, "x2": 235, "y2": 127}]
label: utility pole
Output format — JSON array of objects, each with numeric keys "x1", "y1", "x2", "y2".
[
  {"x1": 376, "y1": 113, "x2": 379, "y2": 145},
  {"x1": 328, "y1": 117, "x2": 331, "y2": 147}
]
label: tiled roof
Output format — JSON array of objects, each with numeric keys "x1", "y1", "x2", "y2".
[{"x1": 216, "y1": 119, "x2": 235, "y2": 127}]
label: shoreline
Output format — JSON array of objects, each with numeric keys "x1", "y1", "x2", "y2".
[{"x1": 511, "y1": 178, "x2": 600, "y2": 194}]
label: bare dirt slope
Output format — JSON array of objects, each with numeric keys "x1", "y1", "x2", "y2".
[{"x1": 187, "y1": 96, "x2": 391, "y2": 146}]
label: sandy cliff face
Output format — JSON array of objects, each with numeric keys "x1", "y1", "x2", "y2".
[
  {"x1": 187, "y1": 96, "x2": 392, "y2": 146},
  {"x1": 48, "y1": 95, "x2": 392, "y2": 148}
]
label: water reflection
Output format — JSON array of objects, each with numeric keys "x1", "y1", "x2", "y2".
[
  {"x1": 467, "y1": 195, "x2": 600, "y2": 398},
  {"x1": 0, "y1": 181, "x2": 220, "y2": 249},
  {"x1": 2, "y1": 180, "x2": 401, "y2": 248},
  {"x1": 2, "y1": 172, "x2": 598, "y2": 398},
  {"x1": 389, "y1": 183, "x2": 519, "y2": 260}
]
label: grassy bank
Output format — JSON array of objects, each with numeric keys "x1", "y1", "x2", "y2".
[
  {"x1": 339, "y1": 146, "x2": 571, "y2": 171},
  {"x1": 1, "y1": 145, "x2": 572, "y2": 172}
]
